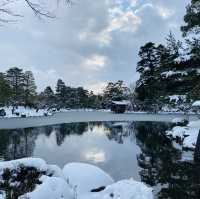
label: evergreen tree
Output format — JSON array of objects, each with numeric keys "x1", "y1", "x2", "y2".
[
  {"x1": 55, "y1": 79, "x2": 67, "y2": 107},
  {"x1": 24, "y1": 71, "x2": 37, "y2": 106},
  {"x1": 165, "y1": 32, "x2": 182, "y2": 64},
  {"x1": 137, "y1": 42, "x2": 158, "y2": 74},
  {"x1": 181, "y1": 0, "x2": 200, "y2": 36},
  {"x1": 103, "y1": 80, "x2": 128, "y2": 105},
  {"x1": 186, "y1": 38, "x2": 200, "y2": 61},
  {"x1": 6, "y1": 67, "x2": 25, "y2": 104},
  {"x1": 0, "y1": 73, "x2": 12, "y2": 105},
  {"x1": 41, "y1": 86, "x2": 55, "y2": 107}
]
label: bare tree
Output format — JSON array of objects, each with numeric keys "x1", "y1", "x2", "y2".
[{"x1": 0, "y1": 0, "x2": 73, "y2": 23}]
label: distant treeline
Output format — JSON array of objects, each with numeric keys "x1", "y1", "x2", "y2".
[{"x1": 0, "y1": 67, "x2": 132, "y2": 109}]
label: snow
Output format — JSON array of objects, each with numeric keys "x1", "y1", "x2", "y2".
[
  {"x1": 161, "y1": 70, "x2": 188, "y2": 78},
  {"x1": 168, "y1": 95, "x2": 186, "y2": 103},
  {"x1": 0, "y1": 158, "x2": 153, "y2": 199},
  {"x1": 112, "y1": 100, "x2": 131, "y2": 105},
  {"x1": 63, "y1": 162, "x2": 114, "y2": 195},
  {"x1": 166, "y1": 120, "x2": 200, "y2": 149},
  {"x1": 0, "y1": 106, "x2": 51, "y2": 118},
  {"x1": 80, "y1": 179, "x2": 153, "y2": 199},
  {"x1": 20, "y1": 175, "x2": 73, "y2": 199},
  {"x1": 192, "y1": 101, "x2": 200, "y2": 107},
  {"x1": 172, "y1": 117, "x2": 186, "y2": 123},
  {"x1": 0, "y1": 158, "x2": 48, "y2": 173}
]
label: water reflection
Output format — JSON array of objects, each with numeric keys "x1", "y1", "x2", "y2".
[
  {"x1": 0, "y1": 121, "x2": 199, "y2": 198},
  {"x1": 135, "y1": 122, "x2": 200, "y2": 199}
]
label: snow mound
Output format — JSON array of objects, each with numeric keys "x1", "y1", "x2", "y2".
[
  {"x1": 19, "y1": 175, "x2": 73, "y2": 199},
  {"x1": 166, "y1": 123, "x2": 200, "y2": 149},
  {"x1": 172, "y1": 117, "x2": 186, "y2": 124},
  {"x1": 192, "y1": 101, "x2": 200, "y2": 107},
  {"x1": 63, "y1": 162, "x2": 114, "y2": 195},
  {"x1": 80, "y1": 179, "x2": 153, "y2": 199},
  {"x1": 0, "y1": 158, "x2": 48, "y2": 173}
]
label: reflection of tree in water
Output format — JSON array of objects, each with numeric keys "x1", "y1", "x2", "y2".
[
  {"x1": 0, "y1": 128, "x2": 38, "y2": 160},
  {"x1": 135, "y1": 122, "x2": 200, "y2": 199},
  {"x1": 53, "y1": 123, "x2": 88, "y2": 146},
  {"x1": 0, "y1": 123, "x2": 89, "y2": 160},
  {"x1": 104, "y1": 122, "x2": 135, "y2": 144}
]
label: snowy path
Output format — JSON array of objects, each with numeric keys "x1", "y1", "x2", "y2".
[{"x1": 0, "y1": 111, "x2": 199, "y2": 129}]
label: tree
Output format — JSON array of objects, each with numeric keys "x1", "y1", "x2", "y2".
[
  {"x1": 0, "y1": 0, "x2": 72, "y2": 23},
  {"x1": 103, "y1": 81, "x2": 128, "y2": 106},
  {"x1": 0, "y1": 73, "x2": 12, "y2": 105},
  {"x1": 6, "y1": 67, "x2": 25, "y2": 104},
  {"x1": 41, "y1": 86, "x2": 55, "y2": 107},
  {"x1": 181, "y1": 0, "x2": 200, "y2": 36},
  {"x1": 24, "y1": 71, "x2": 37, "y2": 106},
  {"x1": 55, "y1": 79, "x2": 67, "y2": 107},
  {"x1": 165, "y1": 32, "x2": 182, "y2": 64},
  {"x1": 137, "y1": 42, "x2": 158, "y2": 74},
  {"x1": 186, "y1": 37, "x2": 200, "y2": 61}
]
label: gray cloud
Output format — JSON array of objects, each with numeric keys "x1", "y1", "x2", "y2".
[{"x1": 0, "y1": 0, "x2": 190, "y2": 92}]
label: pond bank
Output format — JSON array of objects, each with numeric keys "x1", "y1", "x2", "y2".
[{"x1": 0, "y1": 111, "x2": 199, "y2": 129}]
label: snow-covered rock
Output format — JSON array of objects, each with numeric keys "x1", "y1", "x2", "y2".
[
  {"x1": 0, "y1": 158, "x2": 48, "y2": 173},
  {"x1": 63, "y1": 162, "x2": 114, "y2": 195},
  {"x1": 0, "y1": 158, "x2": 153, "y2": 199},
  {"x1": 80, "y1": 179, "x2": 153, "y2": 199},
  {"x1": 172, "y1": 117, "x2": 186, "y2": 124},
  {"x1": 192, "y1": 101, "x2": 200, "y2": 107},
  {"x1": 19, "y1": 175, "x2": 73, "y2": 199},
  {"x1": 166, "y1": 120, "x2": 200, "y2": 149}
]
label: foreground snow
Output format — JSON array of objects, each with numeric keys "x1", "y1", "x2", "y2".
[
  {"x1": 63, "y1": 162, "x2": 114, "y2": 195},
  {"x1": 0, "y1": 158, "x2": 153, "y2": 199},
  {"x1": 166, "y1": 120, "x2": 200, "y2": 149},
  {"x1": 20, "y1": 176, "x2": 73, "y2": 199},
  {"x1": 80, "y1": 180, "x2": 153, "y2": 199}
]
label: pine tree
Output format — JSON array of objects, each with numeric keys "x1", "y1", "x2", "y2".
[
  {"x1": 181, "y1": 0, "x2": 200, "y2": 36},
  {"x1": 42, "y1": 86, "x2": 55, "y2": 107},
  {"x1": 24, "y1": 71, "x2": 37, "y2": 106},
  {"x1": 165, "y1": 32, "x2": 182, "y2": 65},
  {"x1": 103, "y1": 80, "x2": 128, "y2": 104},
  {"x1": 6, "y1": 67, "x2": 25, "y2": 104},
  {"x1": 0, "y1": 73, "x2": 12, "y2": 105},
  {"x1": 137, "y1": 42, "x2": 158, "y2": 74},
  {"x1": 55, "y1": 79, "x2": 67, "y2": 107}
]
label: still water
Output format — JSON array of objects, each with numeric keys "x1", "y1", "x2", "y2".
[{"x1": 0, "y1": 121, "x2": 199, "y2": 198}]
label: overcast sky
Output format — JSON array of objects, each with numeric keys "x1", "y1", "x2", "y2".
[{"x1": 0, "y1": 0, "x2": 190, "y2": 93}]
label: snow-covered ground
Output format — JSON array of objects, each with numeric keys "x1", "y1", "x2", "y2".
[
  {"x1": 166, "y1": 120, "x2": 200, "y2": 149},
  {"x1": 0, "y1": 106, "x2": 51, "y2": 118},
  {"x1": 0, "y1": 158, "x2": 153, "y2": 199}
]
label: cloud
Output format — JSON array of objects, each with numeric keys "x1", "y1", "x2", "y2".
[
  {"x1": 82, "y1": 55, "x2": 108, "y2": 71},
  {"x1": 108, "y1": 10, "x2": 141, "y2": 32},
  {"x1": 0, "y1": 0, "x2": 190, "y2": 93},
  {"x1": 86, "y1": 81, "x2": 107, "y2": 94},
  {"x1": 156, "y1": 6, "x2": 175, "y2": 19}
]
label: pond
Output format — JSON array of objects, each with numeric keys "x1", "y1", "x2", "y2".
[{"x1": 0, "y1": 121, "x2": 199, "y2": 198}]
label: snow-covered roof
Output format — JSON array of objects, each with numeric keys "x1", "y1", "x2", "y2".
[
  {"x1": 112, "y1": 100, "x2": 131, "y2": 105},
  {"x1": 192, "y1": 101, "x2": 200, "y2": 107}
]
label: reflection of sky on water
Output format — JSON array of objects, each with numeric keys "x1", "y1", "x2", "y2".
[{"x1": 33, "y1": 122, "x2": 141, "y2": 181}]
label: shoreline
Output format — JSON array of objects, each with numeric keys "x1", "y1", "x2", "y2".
[{"x1": 0, "y1": 111, "x2": 199, "y2": 129}]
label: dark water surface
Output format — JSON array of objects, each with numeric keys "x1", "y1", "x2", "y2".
[{"x1": 0, "y1": 121, "x2": 199, "y2": 198}]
